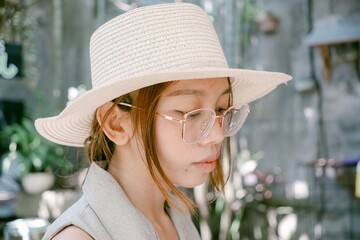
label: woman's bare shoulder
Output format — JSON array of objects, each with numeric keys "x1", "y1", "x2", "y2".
[{"x1": 51, "y1": 225, "x2": 93, "y2": 240}]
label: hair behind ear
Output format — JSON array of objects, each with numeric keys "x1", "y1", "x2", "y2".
[{"x1": 86, "y1": 95, "x2": 132, "y2": 168}]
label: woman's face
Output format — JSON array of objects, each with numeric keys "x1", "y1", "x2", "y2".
[{"x1": 154, "y1": 77, "x2": 230, "y2": 188}]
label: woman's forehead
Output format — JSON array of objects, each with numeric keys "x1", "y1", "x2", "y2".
[{"x1": 164, "y1": 77, "x2": 229, "y2": 97}]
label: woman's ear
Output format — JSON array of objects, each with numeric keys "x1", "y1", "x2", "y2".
[{"x1": 96, "y1": 102, "x2": 132, "y2": 145}]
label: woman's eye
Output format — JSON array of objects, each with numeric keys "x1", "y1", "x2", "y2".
[
  {"x1": 175, "y1": 110, "x2": 186, "y2": 115},
  {"x1": 187, "y1": 112, "x2": 202, "y2": 120},
  {"x1": 216, "y1": 107, "x2": 228, "y2": 114},
  {"x1": 174, "y1": 110, "x2": 188, "y2": 118},
  {"x1": 175, "y1": 109, "x2": 196, "y2": 115}
]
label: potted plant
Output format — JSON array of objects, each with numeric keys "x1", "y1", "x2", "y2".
[{"x1": 1, "y1": 117, "x2": 73, "y2": 194}]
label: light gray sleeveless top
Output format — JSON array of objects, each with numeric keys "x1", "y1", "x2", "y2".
[{"x1": 42, "y1": 163, "x2": 201, "y2": 240}]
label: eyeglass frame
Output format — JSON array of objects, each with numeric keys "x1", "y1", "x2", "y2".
[{"x1": 117, "y1": 102, "x2": 250, "y2": 144}]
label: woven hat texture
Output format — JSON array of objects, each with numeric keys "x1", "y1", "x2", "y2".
[{"x1": 35, "y1": 3, "x2": 292, "y2": 147}]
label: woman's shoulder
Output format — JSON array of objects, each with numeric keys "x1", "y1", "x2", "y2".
[
  {"x1": 42, "y1": 196, "x2": 99, "y2": 239},
  {"x1": 52, "y1": 225, "x2": 93, "y2": 240}
]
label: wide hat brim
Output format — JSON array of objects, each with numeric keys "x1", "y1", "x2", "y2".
[{"x1": 35, "y1": 67, "x2": 291, "y2": 147}]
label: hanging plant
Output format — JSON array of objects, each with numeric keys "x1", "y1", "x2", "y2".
[{"x1": 0, "y1": 0, "x2": 38, "y2": 85}]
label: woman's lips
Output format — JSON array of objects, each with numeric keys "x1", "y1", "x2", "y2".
[{"x1": 193, "y1": 155, "x2": 218, "y2": 172}]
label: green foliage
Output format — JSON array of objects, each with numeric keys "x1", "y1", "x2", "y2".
[
  {"x1": 2, "y1": 117, "x2": 73, "y2": 176},
  {"x1": 242, "y1": 0, "x2": 263, "y2": 23},
  {"x1": 0, "y1": 0, "x2": 38, "y2": 42}
]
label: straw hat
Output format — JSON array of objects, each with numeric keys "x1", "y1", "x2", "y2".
[{"x1": 35, "y1": 3, "x2": 292, "y2": 147}]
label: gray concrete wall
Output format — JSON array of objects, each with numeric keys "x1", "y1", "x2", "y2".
[
  {"x1": 215, "y1": 0, "x2": 360, "y2": 183},
  {"x1": 223, "y1": 0, "x2": 360, "y2": 238}
]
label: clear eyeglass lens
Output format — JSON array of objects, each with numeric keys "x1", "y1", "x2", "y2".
[
  {"x1": 183, "y1": 105, "x2": 249, "y2": 144},
  {"x1": 184, "y1": 109, "x2": 214, "y2": 143},
  {"x1": 223, "y1": 106, "x2": 248, "y2": 136}
]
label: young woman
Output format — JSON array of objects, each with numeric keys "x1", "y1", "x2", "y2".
[{"x1": 35, "y1": 3, "x2": 291, "y2": 239}]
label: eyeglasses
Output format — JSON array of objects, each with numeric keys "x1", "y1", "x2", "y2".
[{"x1": 118, "y1": 102, "x2": 250, "y2": 144}]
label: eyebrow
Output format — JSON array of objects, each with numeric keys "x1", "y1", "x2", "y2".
[{"x1": 165, "y1": 87, "x2": 231, "y2": 97}]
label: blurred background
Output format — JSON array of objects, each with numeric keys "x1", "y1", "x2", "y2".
[{"x1": 0, "y1": 0, "x2": 360, "y2": 239}]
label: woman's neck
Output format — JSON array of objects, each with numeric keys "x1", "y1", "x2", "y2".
[
  {"x1": 107, "y1": 145, "x2": 166, "y2": 219},
  {"x1": 107, "y1": 143, "x2": 180, "y2": 240}
]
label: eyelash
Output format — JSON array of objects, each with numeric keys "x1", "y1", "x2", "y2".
[
  {"x1": 216, "y1": 107, "x2": 227, "y2": 114},
  {"x1": 176, "y1": 106, "x2": 229, "y2": 116}
]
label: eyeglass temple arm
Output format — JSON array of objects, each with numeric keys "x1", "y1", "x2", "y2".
[
  {"x1": 118, "y1": 102, "x2": 185, "y2": 123},
  {"x1": 156, "y1": 113, "x2": 185, "y2": 124},
  {"x1": 118, "y1": 102, "x2": 143, "y2": 109}
]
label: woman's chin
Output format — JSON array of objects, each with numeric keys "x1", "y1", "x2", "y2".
[{"x1": 176, "y1": 173, "x2": 209, "y2": 188}]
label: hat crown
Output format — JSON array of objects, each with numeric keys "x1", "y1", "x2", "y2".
[{"x1": 89, "y1": 3, "x2": 228, "y2": 88}]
